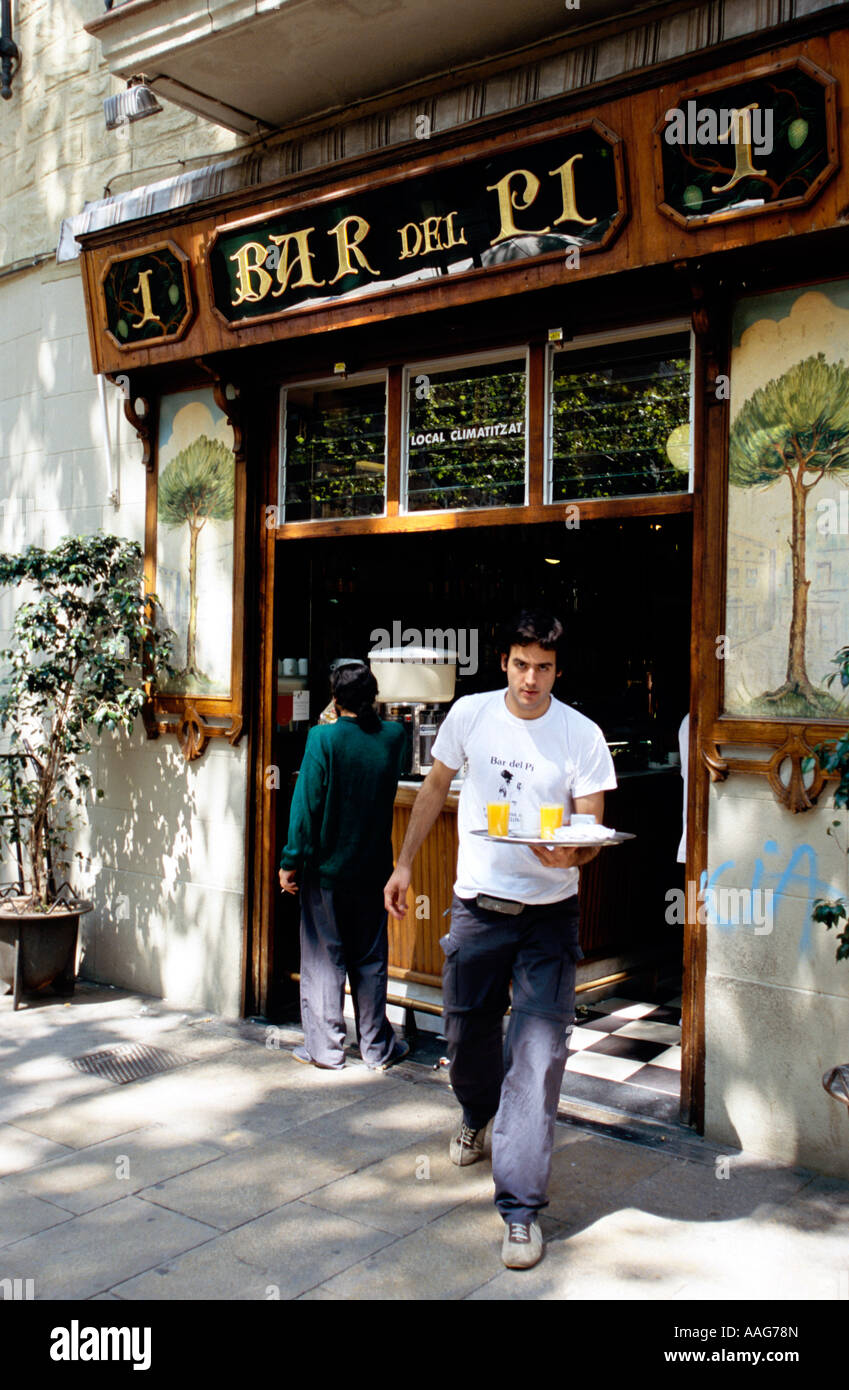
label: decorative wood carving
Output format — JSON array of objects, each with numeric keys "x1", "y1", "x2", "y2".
[
  {"x1": 120, "y1": 391, "x2": 154, "y2": 471},
  {"x1": 703, "y1": 728, "x2": 830, "y2": 813}
]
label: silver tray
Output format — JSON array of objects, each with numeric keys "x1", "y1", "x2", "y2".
[{"x1": 470, "y1": 829, "x2": 636, "y2": 847}]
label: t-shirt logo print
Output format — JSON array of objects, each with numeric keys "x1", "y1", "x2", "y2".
[{"x1": 498, "y1": 770, "x2": 514, "y2": 798}]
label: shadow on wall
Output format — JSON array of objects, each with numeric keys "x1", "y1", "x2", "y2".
[{"x1": 73, "y1": 723, "x2": 246, "y2": 1017}]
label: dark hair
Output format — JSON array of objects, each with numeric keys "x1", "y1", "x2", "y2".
[
  {"x1": 498, "y1": 610, "x2": 564, "y2": 662},
  {"x1": 330, "y1": 663, "x2": 381, "y2": 732}
]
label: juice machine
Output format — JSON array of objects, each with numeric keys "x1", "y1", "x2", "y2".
[{"x1": 369, "y1": 645, "x2": 457, "y2": 777}]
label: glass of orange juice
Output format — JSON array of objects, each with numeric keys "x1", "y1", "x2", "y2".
[
  {"x1": 540, "y1": 804, "x2": 564, "y2": 840},
  {"x1": 487, "y1": 802, "x2": 510, "y2": 837}
]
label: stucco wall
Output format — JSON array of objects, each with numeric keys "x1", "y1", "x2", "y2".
[
  {"x1": 0, "y1": 262, "x2": 247, "y2": 1017},
  {"x1": 704, "y1": 768, "x2": 849, "y2": 1178},
  {"x1": 0, "y1": 0, "x2": 240, "y2": 270},
  {"x1": 0, "y1": 0, "x2": 249, "y2": 1026}
]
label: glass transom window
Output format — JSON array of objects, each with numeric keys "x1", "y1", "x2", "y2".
[
  {"x1": 283, "y1": 376, "x2": 386, "y2": 521},
  {"x1": 550, "y1": 333, "x2": 691, "y2": 501},
  {"x1": 405, "y1": 355, "x2": 527, "y2": 512}
]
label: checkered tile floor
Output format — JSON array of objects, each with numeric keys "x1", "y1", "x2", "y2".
[{"x1": 560, "y1": 994, "x2": 682, "y2": 1123}]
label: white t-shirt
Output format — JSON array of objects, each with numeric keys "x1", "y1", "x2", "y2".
[{"x1": 431, "y1": 689, "x2": 617, "y2": 905}]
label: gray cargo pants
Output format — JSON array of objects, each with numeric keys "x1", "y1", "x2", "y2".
[
  {"x1": 299, "y1": 875, "x2": 397, "y2": 1069},
  {"x1": 441, "y1": 892, "x2": 581, "y2": 1224}
]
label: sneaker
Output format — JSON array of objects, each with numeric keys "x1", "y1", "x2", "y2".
[
  {"x1": 368, "y1": 1039, "x2": 410, "y2": 1072},
  {"x1": 501, "y1": 1219, "x2": 543, "y2": 1269},
  {"x1": 449, "y1": 1121, "x2": 488, "y2": 1166},
  {"x1": 291, "y1": 1045, "x2": 344, "y2": 1070}
]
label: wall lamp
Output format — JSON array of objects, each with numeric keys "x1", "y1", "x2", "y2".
[
  {"x1": 104, "y1": 76, "x2": 162, "y2": 132},
  {"x1": 1, "y1": 0, "x2": 21, "y2": 101}
]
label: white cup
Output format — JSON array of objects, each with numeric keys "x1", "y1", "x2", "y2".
[
  {"x1": 298, "y1": 658, "x2": 308, "y2": 676},
  {"x1": 283, "y1": 658, "x2": 297, "y2": 676}
]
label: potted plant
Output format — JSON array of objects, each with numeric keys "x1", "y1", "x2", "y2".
[{"x1": 0, "y1": 533, "x2": 172, "y2": 1009}]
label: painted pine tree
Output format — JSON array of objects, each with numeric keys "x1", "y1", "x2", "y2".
[
  {"x1": 157, "y1": 434, "x2": 234, "y2": 685},
  {"x1": 729, "y1": 352, "x2": 849, "y2": 713}
]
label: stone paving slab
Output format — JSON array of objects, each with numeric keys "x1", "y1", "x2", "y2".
[
  {"x1": 135, "y1": 1132, "x2": 359, "y2": 1231},
  {"x1": 1, "y1": 1127, "x2": 227, "y2": 1215},
  {"x1": 3, "y1": 987, "x2": 849, "y2": 1302},
  {"x1": 0, "y1": 1123, "x2": 76, "y2": 1178},
  {"x1": 299, "y1": 1127, "x2": 497, "y2": 1237},
  {"x1": 0, "y1": 1185, "x2": 75, "y2": 1247},
  {"x1": 0, "y1": 1195, "x2": 220, "y2": 1300},
  {"x1": 113, "y1": 1200, "x2": 397, "y2": 1300},
  {"x1": 542, "y1": 1131, "x2": 679, "y2": 1229},
  {"x1": 618, "y1": 1150, "x2": 815, "y2": 1227},
  {"x1": 308, "y1": 1198, "x2": 510, "y2": 1300}
]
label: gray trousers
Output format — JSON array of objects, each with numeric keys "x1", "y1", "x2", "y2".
[
  {"x1": 442, "y1": 893, "x2": 581, "y2": 1224},
  {"x1": 299, "y1": 875, "x2": 397, "y2": 1068}
]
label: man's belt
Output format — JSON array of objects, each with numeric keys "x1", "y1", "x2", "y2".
[
  {"x1": 474, "y1": 893, "x2": 525, "y2": 915},
  {"x1": 460, "y1": 892, "x2": 578, "y2": 916}
]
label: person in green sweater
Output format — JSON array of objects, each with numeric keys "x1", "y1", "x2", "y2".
[{"x1": 278, "y1": 662, "x2": 411, "y2": 1071}]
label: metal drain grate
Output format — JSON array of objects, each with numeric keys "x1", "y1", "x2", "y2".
[{"x1": 70, "y1": 1042, "x2": 190, "y2": 1085}]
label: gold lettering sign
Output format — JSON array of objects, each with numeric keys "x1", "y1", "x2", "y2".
[
  {"x1": 132, "y1": 269, "x2": 164, "y2": 328},
  {"x1": 397, "y1": 210, "x2": 468, "y2": 261},
  {"x1": 487, "y1": 170, "x2": 550, "y2": 245},
  {"x1": 711, "y1": 104, "x2": 768, "y2": 193},
  {"x1": 549, "y1": 155, "x2": 597, "y2": 228},
  {"x1": 229, "y1": 241, "x2": 273, "y2": 305},
  {"x1": 269, "y1": 228, "x2": 325, "y2": 297},
  {"x1": 328, "y1": 216, "x2": 380, "y2": 285},
  {"x1": 209, "y1": 122, "x2": 625, "y2": 325}
]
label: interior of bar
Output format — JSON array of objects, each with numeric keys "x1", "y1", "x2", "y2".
[{"x1": 268, "y1": 323, "x2": 693, "y2": 1114}]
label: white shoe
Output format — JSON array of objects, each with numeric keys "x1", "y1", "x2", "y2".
[
  {"x1": 501, "y1": 1219, "x2": 543, "y2": 1269},
  {"x1": 449, "y1": 1121, "x2": 487, "y2": 1166}
]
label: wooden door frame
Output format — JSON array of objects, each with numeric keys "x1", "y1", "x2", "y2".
[{"x1": 243, "y1": 315, "x2": 709, "y2": 1132}]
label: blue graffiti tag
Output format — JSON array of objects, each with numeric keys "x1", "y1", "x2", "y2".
[{"x1": 702, "y1": 840, "x2": 834, "y2": 954}]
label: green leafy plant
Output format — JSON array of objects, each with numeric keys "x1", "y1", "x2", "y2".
[
  {"x1": 806, "y1": 646, "x2": 849, "y2": 962},
  {"x1": 0, "y1": 534, "x2": 174, "y2": 911}
]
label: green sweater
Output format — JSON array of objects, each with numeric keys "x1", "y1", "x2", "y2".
[{"x1": 280, "y1": 716, "x2": 407, "y2": 888}]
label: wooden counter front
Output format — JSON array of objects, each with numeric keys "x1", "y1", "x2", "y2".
[{"x1": 389, "y1": 785, "x2": 458, "y2": 987}]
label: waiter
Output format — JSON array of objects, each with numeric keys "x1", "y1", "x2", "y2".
[{"x1": 384, "y1": 611, "x2": 616, "y2": 1268}]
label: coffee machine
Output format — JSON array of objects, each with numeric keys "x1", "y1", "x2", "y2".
[{"x1": 369, "y1": 645, "x2": 457, "y2": 777}]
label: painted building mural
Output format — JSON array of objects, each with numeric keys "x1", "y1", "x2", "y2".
[
  {"x1": 155, "y1": 390, "x2": 236, "y2": 697},
  {"x1": 725, "y1": 282, "x2": 849, "y2": 718}
]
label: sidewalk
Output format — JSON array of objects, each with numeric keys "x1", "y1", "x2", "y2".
[{"x1": 1, "y1": 983, "x2": 847, "y2": 1302}]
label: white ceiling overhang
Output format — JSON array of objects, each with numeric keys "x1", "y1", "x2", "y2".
[{"x1": 86, "y1": 0, "x2": 673, "y2": 133}]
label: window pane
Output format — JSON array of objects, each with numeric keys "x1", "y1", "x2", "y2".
[
  {"x1": 406, "y1": 358, "x2": 526, "y2": 512},
  {"x1": 284, "y1": 379, "x2": 386, "y2": 521},
  {"x1": 551, "y1": 335, "x2": 691, "y2": 501}
]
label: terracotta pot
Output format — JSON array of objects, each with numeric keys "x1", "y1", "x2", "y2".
[{"x1": 0, "y1": 902, "x2": 92, "y2": 1011}]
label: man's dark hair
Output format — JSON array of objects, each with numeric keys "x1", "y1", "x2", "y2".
[
  {"x1": 499, "y1": 610, "x2": 564, "y2": 661},
  {"x1": 330, "y1": 662, "x2": 381, "y2": 732}
]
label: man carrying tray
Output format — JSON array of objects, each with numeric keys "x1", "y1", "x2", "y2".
[{"x1": 384, "y1": 610, "x2": 616, "y2": 1269}]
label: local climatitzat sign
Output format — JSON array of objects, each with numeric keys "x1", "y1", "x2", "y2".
[
  {"x1": 207, "y1": 122, "x2": 623, "y2": 326},
  {"x1": 410, "y1": 420, "x2": 524, "y2": 445}
]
